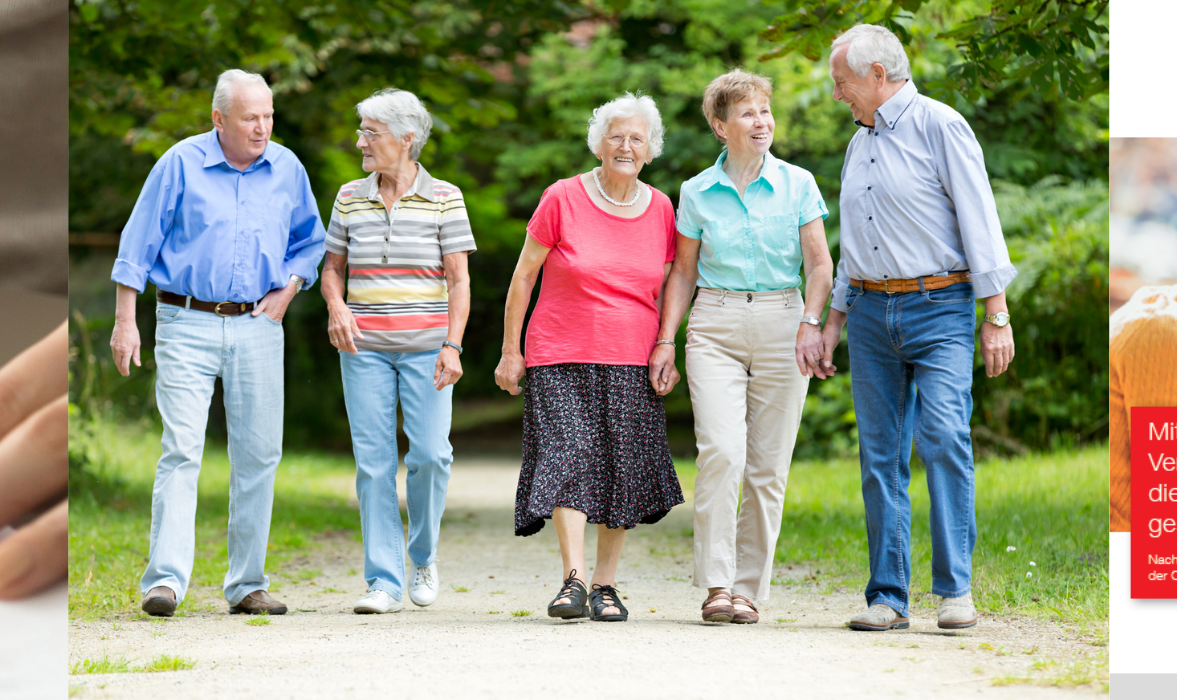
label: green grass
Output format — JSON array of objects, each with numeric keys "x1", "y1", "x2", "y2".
[
  {"x1": 674, "y1": 445, "x2": 1109, "y2": 626},
  {"x1": 244, "y1": 617, "x2": 271, "y2": 626},
  {"x1": 70, "y1": 651, "x2": 195, "y2": 675},
  {"x1": 69, "y1": 418, "x2": 362, "y2": 620},
  {"x1": 510, "y1": 610, "x2": 531, "y2": 617}
]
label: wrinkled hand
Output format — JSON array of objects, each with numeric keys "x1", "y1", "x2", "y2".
[
  {"x1": 816, "y1": 313, "x2": 843, "y2": 378},
  {"x1": 327, "y1": 302, "x2": 364, "y2": 354},
  {"x1": 980, "y1": 322, "x2": 1015, "y2": 378},
  {"x1": 110, "y1": 317, "x2": 141, "y2": 377},
  {"x1": 647, "y1": 343, "x2": 680, "y2": 396},
  {"x1": 0, "y1": 322, "x2": 68, "y2": 600},
  {"x1": 434, "y1": 346, "x2": 463, "y2": 390},
  {"x1": 252, "y1": 283, "x2": 298, "y2": 323},
  {"x1": 494, "y1": 352, "x2": 526, "y2": 396},
  {"x1": 795, "y1": 323, "x2": 830, "y2": 379}
]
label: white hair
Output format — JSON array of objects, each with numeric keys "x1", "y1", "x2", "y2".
[
  {"x1": 356, "y1": 88, "x2": 433, "y2": 161},
  {"x1": 830, "y1": 24, "x2": 911, "y2": 82},
  {"x1": 586, "y1": 92, "x2": 665, "y2": 160},
  {"x1": 211, "y1": 69, "x2": 272, "y2": 116}
]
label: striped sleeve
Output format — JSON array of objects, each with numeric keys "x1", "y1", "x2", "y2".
[
  {"x1": 326, "y1": 180, "x2": 364, "y2": 255},
  {"x1": 436, "y1": 181, "x2": 476, "y2": 255}
]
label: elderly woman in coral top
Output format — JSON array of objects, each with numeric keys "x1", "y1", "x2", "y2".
[
  {"x1": 1110, "y1": 285, "x2": 1177, "y2": 532},
  {"x1": 495, "y1": 93, "x2": 684, "y2": 623}
]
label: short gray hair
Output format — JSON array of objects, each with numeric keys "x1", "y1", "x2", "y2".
[
  {"x1": 356, "y1": 88, "x2": 433, "y2": 161},
  {"x1": 211, "y1": 69, "x2": 272, "y2": 116},
  {"x1": 830, "y1": 24, "x2": 911, "y2": 82},
  {"x1": 586, "y1": 92, "x2": 665, "y2": 160}
]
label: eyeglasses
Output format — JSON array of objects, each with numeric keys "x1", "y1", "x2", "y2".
[
  {"x1": 605, "y1": 134, "x2": 647, "y2": 147},
  {"x1": 356, "y1": 129, "x2": 391, "y2": 141}
]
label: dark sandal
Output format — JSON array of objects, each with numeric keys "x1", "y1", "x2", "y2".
[
  {"x1": 730, "y1": 594, "x2": 759, "y2": 624},
  {"x1": 547, "y1": 570, "x2": 589, "y2": 619},
  {"x1": 588, "y1": 584, "x2": 628, "y2": 622},
  {"x1": 701, "y1": 590, "x2": 734, "y2": 622}
]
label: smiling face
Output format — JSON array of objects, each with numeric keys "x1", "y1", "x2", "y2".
[
  {"x1": 212, "y1": 83, "x2": 274, "y2": 169},
  {"x1": 596, "y1": 115, "x2": 650, "y2": 181},
  {"x1": 357, "y1": 116, "x2": 414, "y2": 173},
  {"x1": 714, "y1": 95, "x2": 774, "y2": 161},
  {"x1": 829, "y1": 46, "x2": 886, "y2": 126}
]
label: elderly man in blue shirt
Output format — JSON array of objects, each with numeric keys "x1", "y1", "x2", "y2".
[
  {"x1": 109, "y1": 69, "x2": 326, "y2": 617},
  {"x1": 818, "y1": 25, "x2": 1016, "y2": 632}
]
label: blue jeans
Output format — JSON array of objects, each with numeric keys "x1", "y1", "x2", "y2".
[
  {"x1": 340, "y1": 349, "x2": 453, "y2": 600},
  {"x1": 844, "y1": 282, "x2": 976, "y2": 617},
  {"x1": 140, "y1": 302, "x2": 284, "y2": 606}
]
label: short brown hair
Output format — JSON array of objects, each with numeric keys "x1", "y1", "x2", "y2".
[{"x1": 701, "y1": 68, "x2": 773, "y2": 143}]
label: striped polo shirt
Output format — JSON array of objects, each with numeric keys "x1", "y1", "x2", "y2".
[{"x1": 325, "y1": 165, "x2": 476, "y2": 353}]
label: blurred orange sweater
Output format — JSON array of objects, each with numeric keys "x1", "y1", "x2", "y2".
[{"x1": 1110, "y1": 287, "x2": 1177, "y2": 532}]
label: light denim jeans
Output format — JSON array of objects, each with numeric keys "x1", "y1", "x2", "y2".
[
  {"x1": 340, "y1": 348, "x2": 453, "y2": 600},
  {"x1": 140, "y1": 302, "x2": 284, "y2": 606},
  {"x1": 843, "y1": 282, "x2": 977, "y2": 617}
]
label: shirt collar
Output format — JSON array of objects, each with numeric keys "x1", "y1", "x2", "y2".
[
  {"x1": 700, "y1": 149, "x2": 780, "y2": 192},
  {"x1": 356, "y1": 163, "x2": 436, "y2": 203},
  {"x1": 863, "y1": 80, "x2": 918, "y2": 131},
  {"x1": 202, "y1": 129, "x2": 274, "y2": 170}
]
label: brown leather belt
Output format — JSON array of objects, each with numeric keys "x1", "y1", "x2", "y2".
[
  {"x1": 850, "y1": 272, "x2": 971, "y2": 294},
  {"x1": 157, "y1": 290, "x2": 257, "y2": 316}
]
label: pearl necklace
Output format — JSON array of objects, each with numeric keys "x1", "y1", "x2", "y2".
[{"x1": 592, "y1": 168, "x2": 643, "y2": 207}]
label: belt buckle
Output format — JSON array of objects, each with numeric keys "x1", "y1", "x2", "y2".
[
  {"x1": 883, "y1": 279, "x2": 890, "y2": 294},
  {"x1": 214, "y1": 301, "x2": 243, "y2": 317}
]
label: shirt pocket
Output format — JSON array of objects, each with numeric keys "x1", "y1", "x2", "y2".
[
  {"x1": 700, "y1": 218, "x2": 739, "y2": 260},
  {"x1": 760, "y1": 214, "x2": 801, "y2": 285}
]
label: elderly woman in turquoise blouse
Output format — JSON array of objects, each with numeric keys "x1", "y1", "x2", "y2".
[{"x1": 649, "y1": 68, "x2": 834, "y2": 624}]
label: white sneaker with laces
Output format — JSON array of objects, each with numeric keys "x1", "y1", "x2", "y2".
[
  {"x1": 353, "y1": 589, "x2": 402, "y2": 614},
  {"x1": 409, "y1": 562, "x2": 439, "y2": 607}
]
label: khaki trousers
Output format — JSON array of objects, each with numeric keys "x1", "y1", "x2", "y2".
[{"x1": 686, "y1": 287, "x2": 809, "y2": 601}]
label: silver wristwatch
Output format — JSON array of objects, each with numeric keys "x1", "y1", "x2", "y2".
[
  {"x1": 983, "y1": 312, "x2": 1010, "y2": 327},
  {"x1": 290, "y1": 274, "x2": 304, "y2": 292},
  {"x1": 800, "y1": 317, "x2": 822, "y2": 328}
]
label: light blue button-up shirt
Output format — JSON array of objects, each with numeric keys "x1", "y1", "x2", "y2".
[
  {"x1": 676, "y1": 150, "x2": 828, "y2": 292},
  {"x1": 831, "y1": 80, "x2": 1016, "y2": 312},
  {"x1": 111, "y1": 129, "x2": 326, "y2": 303}
]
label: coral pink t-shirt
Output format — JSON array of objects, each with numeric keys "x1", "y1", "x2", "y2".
[{"x1": 524, "y1": 176, "x2": 676, "y2": 368}]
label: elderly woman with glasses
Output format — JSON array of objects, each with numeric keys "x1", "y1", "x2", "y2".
[
  {"x1": 648, "y1": 68, "x2": 833, "y2": 624},
  {"x1": 321, "y1": 88, "x2": 476, "y2": 615},
  {"x1": 494, "y1": 93, "x2": 685, "y2": 622}
]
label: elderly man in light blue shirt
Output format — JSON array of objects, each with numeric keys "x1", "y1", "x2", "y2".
[
  {"x1": 819, "y1": 25, "x2": 1016, "y2": 633},
  {"x1": 109, "y1": 69, "x2": 326, "y2": 618}
]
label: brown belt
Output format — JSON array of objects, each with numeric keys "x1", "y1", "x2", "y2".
[
  {"x1": 157, "y1": 290, "x2": 257, "y2": 316},
  {"x1": 850, "y1": 272, "x2": 971, "y2": 294}
]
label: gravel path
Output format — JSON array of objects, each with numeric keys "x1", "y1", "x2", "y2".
[{"x1": 69, "y1": 459, "x2": 1106, "y2": 698}]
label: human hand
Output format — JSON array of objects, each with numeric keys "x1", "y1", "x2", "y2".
[
  {"x1": 816, "y1": 310, "x2": 844, "y2": 379},
  {"x1": 110, "y1": 317, "x2": 141, "y2": 377},
  {"x1": 980, "y1": 321, "x2": 1014, "y2": 377},
  {"x1": 434, "y1": 346, "x2": 463, "y2": 390},
  {"x1": 648, "y1": 343, "x2": 679, "y2": 396},
  {"x1": 795, "y1": 323, "x2": 828, "y2": 379},
  {"x1": 0, "y1": 322, "x2": 68, "y2": 600},
  {"x1": 326, "y1": 302, "x2": 364, "y2": 354},
  {"x1": 494, "y1": 351, "x2": 526, "y2": 395},
  {"x1": 252, "y1": 281, "x2": 299, "y2": 323}
]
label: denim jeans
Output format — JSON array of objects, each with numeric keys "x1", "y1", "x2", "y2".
[
  {"x1": 340, "y1": 349, "x2": 453, "y2": 600},
  {"x1": 844, "y1": 282, "x2": 976, "y2": 617},
  {"x1": 140, "y1": 302, "x2": 284, "y2": 606}
]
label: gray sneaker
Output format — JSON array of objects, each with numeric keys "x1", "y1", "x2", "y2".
[
  {"x1": 937, "y1": 593, "x2": 977, "y2": 629},
  {"x1": 848, "y1": 603, "x2": 909, "y2": 631}
]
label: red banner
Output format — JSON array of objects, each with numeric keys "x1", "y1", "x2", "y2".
[{"x1": 1132, "y1": 406, "x2": 1177, "y2": 598}]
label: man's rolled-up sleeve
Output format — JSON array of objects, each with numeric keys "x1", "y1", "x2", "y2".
[
  {"x1": 830, "y1": 256, "x2": 851, "y2": 313},
  {"x1": 282, "y1": 166, "x2": 327, "y2": 289},
  {"x1": 938, "y1": 119, "x2": 1017, "y2": 299},
  {"x1": 110, "y1": 153, "x2": 179, "y2": 293}
]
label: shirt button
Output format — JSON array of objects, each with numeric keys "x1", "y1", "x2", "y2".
[
  {"x1": 874, "y1": 246, "x2": 878, "y2": 250},
  {"x1": 868, "y1": 216, "x2": 873, "y2": 221},
  {"x1": 871, "y1": 159, "x2": 875, "y2": 163},
  {"x1": 867, "y1": 186, "x2": 872, "y2": 190},
  {"x1": 883, "y1": 275, "x2": 888, "y2": 279}
]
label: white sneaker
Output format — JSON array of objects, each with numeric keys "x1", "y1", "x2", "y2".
[
  {"x1": 353, "y1": 589, "x2": 402, "y2": 614},
  {"x1": 409, "y1": 562, "x2": 439, "y2": 607},
  {"x1": 937, "y1": 593, "x2": 978, "y2": 629}
]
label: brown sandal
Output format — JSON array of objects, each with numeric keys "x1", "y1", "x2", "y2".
[
  {"x1": 731, "y1": 594, "x2": 759, "y2": 624},
  {"x1": 701, "y1": 590, "x2": 735, "y2": 622}
]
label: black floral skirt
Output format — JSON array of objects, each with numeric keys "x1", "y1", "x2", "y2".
[{"x1": 514, "y1": 363, "x2": 685, "y2": 537}]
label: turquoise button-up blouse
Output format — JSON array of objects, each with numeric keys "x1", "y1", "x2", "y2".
[{"x1": 676, "y1": 150, "x2": 828, "y2": 292}]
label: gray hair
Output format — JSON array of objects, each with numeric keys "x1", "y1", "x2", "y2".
[
  {"x1": 211, "y1": 69, "x2": 272, "y2": 116},
  {"x1": 830, "y1": 24, "x2": 911, "y2": 82},
  {"x1": 356, "y1": 88, "x2": 433, "y2": 161},
  {"x1": 586, "y1": 92, "x2": 665, "y2": 160}
]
